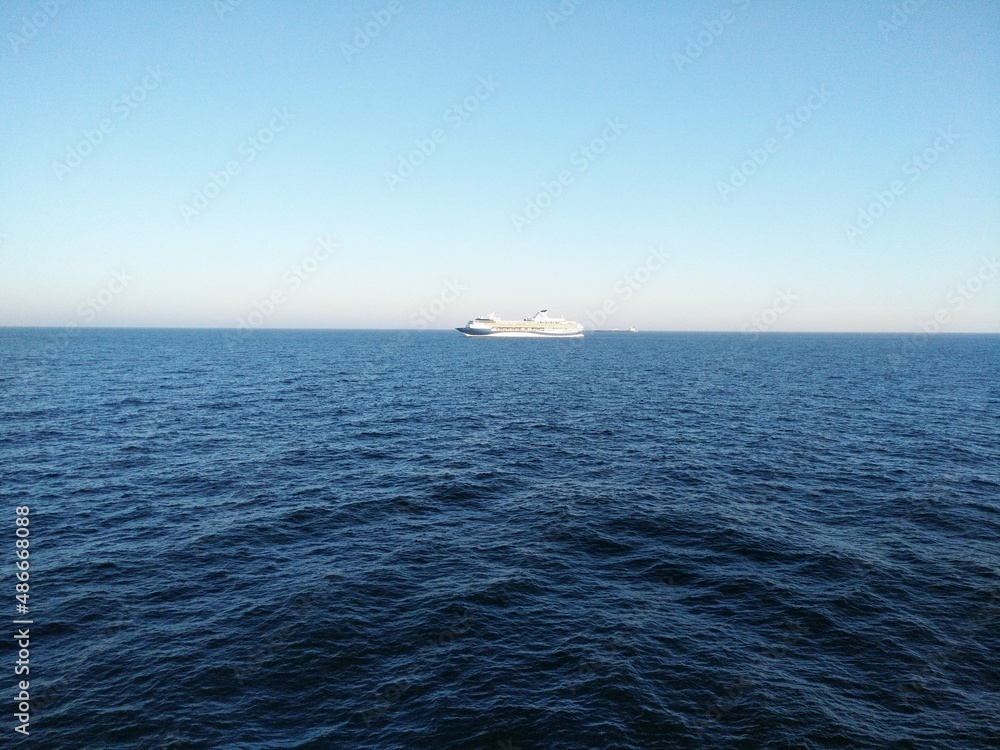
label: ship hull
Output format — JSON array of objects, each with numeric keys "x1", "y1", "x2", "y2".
[{"x1": 456, "y1": 328, "x2": 583, "y2": 338}]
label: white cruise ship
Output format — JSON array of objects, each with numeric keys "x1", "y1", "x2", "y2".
[{"x1": 456, "y1": 310, "x2": 584, "y2": 338}]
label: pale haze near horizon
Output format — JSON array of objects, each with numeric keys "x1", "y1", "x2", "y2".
[{"x1": 1, "y1": 1, "x2": 998, "y2": 333}]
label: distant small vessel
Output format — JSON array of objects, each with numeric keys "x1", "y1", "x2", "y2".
[
  {"x1": 457, "y1": 310, "x2": 584, "y2": 338},
  {"x1": 595, "y1": 327, "x2": 638, "y2": 333}
]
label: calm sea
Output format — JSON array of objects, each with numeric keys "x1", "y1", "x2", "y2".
[{"x1": 1, "y1": 328, "x2": 998, "y2": 749}]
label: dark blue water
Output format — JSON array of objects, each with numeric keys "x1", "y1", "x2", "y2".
[{"x1": 2, "y1": 329, "x2": 998, "y2": 749}]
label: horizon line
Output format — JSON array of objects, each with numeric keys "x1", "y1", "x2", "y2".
[{"x1": 1, "y1": 325, "x2": 998, "y2": 336}]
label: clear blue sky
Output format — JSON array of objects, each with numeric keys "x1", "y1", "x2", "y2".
[{"x1": 2, "y1": 0, "x2": 998, "y2": 331}]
